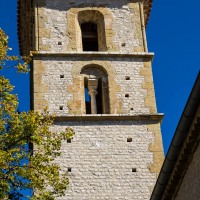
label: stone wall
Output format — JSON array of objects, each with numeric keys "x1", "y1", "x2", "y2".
[
  {"x1": 31, "y1": 1, "x2": 164, "y2": 199},
  {"x1": 33, "y1": 55, "x2": 156, "y2": 115},
  {"x1": 36, "y1": 0, "x2": 145, "y2": 53},
  {"x1": 51, "y1": 119, "x2": 160, "y2": 200}
]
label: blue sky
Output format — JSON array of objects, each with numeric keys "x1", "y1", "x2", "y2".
[{"x1": 0, "y1": 0, "x2": 199, "y2": 154}]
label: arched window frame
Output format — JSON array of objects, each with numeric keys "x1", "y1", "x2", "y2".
[
  {"x1": 77, "y1": 10, "x2": 107, "y2": 52},
  {"x1": 81, "y1": 65, "x2": 110, "y2": 114},
  {"x1": 67, "y1": 8, "x2": 117, "y2": 52}
]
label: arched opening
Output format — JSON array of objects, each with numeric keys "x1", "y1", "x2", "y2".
[
  {"x1": 84, "y1": 78, "x2": 91, "y2": 114},
  {"x1": 81, "y1": 23, "x2": 98, "y2": 51},
  {"x1": 96, "y1": 78, "x2": 103, "y2": 114},
  {"x1": 78, "y1": 10, "x2": 107, "y2": 52},
  {"x1": 81, "y1": 65, "x2": 110, "y2": 114}
]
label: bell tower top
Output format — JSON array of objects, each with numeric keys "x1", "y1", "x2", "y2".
[{"x1": 18, "y1": 0, "x2": 153, "y2": 56}]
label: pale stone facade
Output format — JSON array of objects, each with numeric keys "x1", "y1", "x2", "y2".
[
  {"x1": 18, "y1": 0, "x2": 164, "y2": 199},
  {"x1": 33, "y1": 56, "x2": 156, "y2": 115},
  {"x1": 35, "y1": 1, "x2": 146, "y2": 53},
  {"x1": 52, "y1": 119, "x2": 161, "y2": 200}
]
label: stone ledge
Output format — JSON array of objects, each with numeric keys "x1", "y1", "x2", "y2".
[
  {"x1": 54, "y1": 114, "x2": 164, "y2": 122},
  {"x1": 31, "y1": 51, "x2": 154, "y2": 59}
]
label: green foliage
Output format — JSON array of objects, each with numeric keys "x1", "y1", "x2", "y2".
[
  {"x1": 0, "y1": 29, "x2": 74, "y2": 199},
  {"x1": 0, "y1": 28, "x2": 29, "y2": 73}
]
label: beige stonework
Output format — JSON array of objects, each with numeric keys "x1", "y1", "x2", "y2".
[
  {"x1": 31, "y1": 54, "x2": 157, "y2": 116},
  {"x1": 28, "y1": 1, "x2": 152, "y2": 54},
  {"x1": 148, "y1": 123, "x2": 164, "y2": 175},
  {"x1": 67, "y1": 60, "x2": 122, "y2": 114},
  {"x1": 52, "y1": 119, "x2": 159, "y2": 200},
  {"x1": 33, "y1": 59, "x2": 49, "y2": 110},
  {"x1": 37, "y1": 7, "x2": 51, "y2": 51},
  {"x1": 26, "y1": 0, "x2": 164, "y2": 199},
  {"x1": 66, "y1": 7, "x2": 118, "y2": 52},
  {"x1": 18, "y1": 0, "x2": 153, "y2": 56},
  {"x1": 140, "y1": 60, "x2": 157, "y2": 113},
  {"x1": 128, "y1": 2, "x2": 145, "y2": 52}
]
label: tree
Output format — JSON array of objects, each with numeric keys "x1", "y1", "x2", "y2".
[{"x1": 0, "y1": 29, "x2": 74, "y2": 199}]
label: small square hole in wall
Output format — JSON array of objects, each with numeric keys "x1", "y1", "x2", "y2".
[
  {"x1": 130, "y1": 108, "x2": 133, "y2": 111},
  {"x1": 60, "y1": 74, "x2": 64, "y2": 78},
  {"x1": 67, "y1": 138, "x2": 72, "y2": 143},
  {"x1": 132, "y1": 168, "x2": 137, "y2": 172},
  {"x1": 121, "y1": 42, "x2": 126, "y2": 47},
  {"x1": 68, "y1": 167, "x2": 72, "y2": 172},
  {"x1": 58, "y1": 41, "x2": 62, "y2": 45},
  {"x1": 125, "y1": 94, "x2": 129, "y2": 98},
  {"x1": 59, "y1": 106, "x2": 63, "y2": 110},
  {"x1": 127, "y1": 138, "x2": 132, "y2": 142},
  {"x1": 125, "y1": 76, "x2": 130, "y2": 80}
]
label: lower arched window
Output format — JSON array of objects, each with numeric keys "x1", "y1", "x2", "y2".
[{"x1": 81, "y1": 65, "x2": 110, "y2": 114}]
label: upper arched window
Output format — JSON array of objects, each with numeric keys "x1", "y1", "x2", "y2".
[
  {"x1": 81, "y1": 22, "x2": 98, "y2": 51},
  {"x1": 81, "y1": 65, "x2": 110, "y2": 114},
  {"x1": 78, "y1": 10, "x2": 107, "y2": 52}
]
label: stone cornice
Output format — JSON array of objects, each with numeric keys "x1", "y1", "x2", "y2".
[
  {"x1": 31, "y1": 51, "x2": 154, "y2": 59},
  {"x1": 54, "y1": 114, "x2": 164, "y2": 122}
]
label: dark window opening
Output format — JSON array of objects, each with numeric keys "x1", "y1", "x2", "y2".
[
  {"x1": 96, "y1": 78, "x2": 103, "y2": 114},
  {"x1": 81, "y1": 23, "x2": 98, "y2": 51},
  {"x1": 84, "y1": 78, "x2": 91, "y2": 114}
]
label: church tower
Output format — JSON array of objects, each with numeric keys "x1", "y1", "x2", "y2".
[{"x1": 18, "y1": 0, "x2": 164, "y2": 199}]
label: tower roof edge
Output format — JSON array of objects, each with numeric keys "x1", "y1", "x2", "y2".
[{"x1": 144, "y1": 0, "x2": 153, "y2": 26}]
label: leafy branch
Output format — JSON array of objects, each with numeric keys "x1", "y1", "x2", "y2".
[{"x1": 0, "y1": 29, "x2": 74, "y2": 200}]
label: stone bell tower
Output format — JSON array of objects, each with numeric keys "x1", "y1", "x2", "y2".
[{"x1": 18, "y1": 0, "x2": 164, "y2": 199}]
